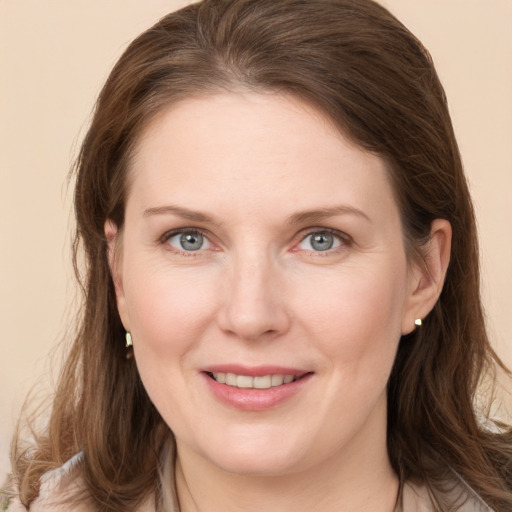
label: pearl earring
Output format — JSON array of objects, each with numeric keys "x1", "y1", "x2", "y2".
[
  {"x1": 125, "y1": 332, "x2": 133, "y2": 347},
  {"x1": 414, "y1": 318, "x2": 422, "y2": 327}
]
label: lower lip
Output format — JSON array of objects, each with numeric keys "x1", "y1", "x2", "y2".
[{"x1": 202, "y1": 373, "x2": 313, "y2": 411}]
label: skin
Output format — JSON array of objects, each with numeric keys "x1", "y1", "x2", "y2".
[{"x1": 107, "y1": 92, "x2": 451, "y2": 512}]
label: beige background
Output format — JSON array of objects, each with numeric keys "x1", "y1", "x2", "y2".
[{"x1": 1, "y1": 0, "x2": 511, "y2": 479}]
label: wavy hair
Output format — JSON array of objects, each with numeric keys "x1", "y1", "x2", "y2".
[{"x1": 11, "y1": 0, "x2": 512, "y2": 510}]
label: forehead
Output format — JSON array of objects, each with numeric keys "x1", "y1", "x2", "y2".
[{"x1": 127, "y1": 92, "x2": 399, "y2": 228}]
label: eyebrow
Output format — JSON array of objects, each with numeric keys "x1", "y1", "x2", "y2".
[
  {"x1": 143, "y1": 204, "x2": 370, "y2": 225},
  {"x1": 287, "y1": 206, "x2": 370, "y2": 225},
  {"x1": 143, "y1": 205, "x2": 220, "y2": 224}
]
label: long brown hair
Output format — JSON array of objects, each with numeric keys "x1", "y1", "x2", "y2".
[{"x1": 11, "y1": 0, "x2": 512, "y2": 510}]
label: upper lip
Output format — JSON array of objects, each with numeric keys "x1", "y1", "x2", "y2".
[{"x1": 202, "y1": 364, "x2": 310, "y2": 378}]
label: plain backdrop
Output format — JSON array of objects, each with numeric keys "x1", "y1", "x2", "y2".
[{"x1": 1, "y1": 0, "x2": 511, "y2": 479}]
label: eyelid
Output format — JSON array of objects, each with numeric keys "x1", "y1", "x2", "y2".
[
  {"x1": 159, "y1": 227, "x2": 216, "y2": 254},
  {"x1": 293, "y1": 227, "x2": 352, "y2": 253},
  {"x1": 161, "y1": 227, "x2": 200, "y2": 243}
]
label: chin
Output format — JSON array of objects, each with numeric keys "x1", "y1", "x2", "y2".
[
  {"x1": 193, "y1": 430, "x2": 314, "y2": 477},
  {"x1": 209, "y1": 451, "x2": 304, "y2": 477}
]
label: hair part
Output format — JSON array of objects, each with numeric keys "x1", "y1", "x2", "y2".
[{"x1": 11, "y1": 1, "x2": 511, "y2": 510}]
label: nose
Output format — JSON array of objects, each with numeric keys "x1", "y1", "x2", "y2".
[{"x1": 217, "y1": 253, "x2": 291, "y2": 341}]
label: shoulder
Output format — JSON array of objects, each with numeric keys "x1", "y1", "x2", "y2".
[
  {"x1": 4, "y1": 454, "x2": 89, "y2": 512},
  {"x1": 4, "y1": 454, "x2": 156, "y2": 512},
  {"x1": 400, "y1": 479, "x2": 496, "y2": 512}
]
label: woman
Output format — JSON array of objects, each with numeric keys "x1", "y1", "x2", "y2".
[{"x1": 3, "y1": 0, "x2": 511, "y2": 510}]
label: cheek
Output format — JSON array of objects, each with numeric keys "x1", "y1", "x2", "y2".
[
  {"x1": 123, "y1": 265, "x2": 220, "y2": 425},
  {"x1": 123, "y1": 262, "x2": 219, "y2": 355},
  {"x1": 297, "y1": 264, "x2": 407, "y2": 370}
]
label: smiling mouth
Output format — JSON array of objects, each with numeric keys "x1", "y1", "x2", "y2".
[{"x1": 206, "y1": 372, "x2": 308, "y2": 389}]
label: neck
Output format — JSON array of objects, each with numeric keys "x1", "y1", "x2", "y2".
[{"x1": 174, "y1": 399, "x2": 399, "y2": 512}]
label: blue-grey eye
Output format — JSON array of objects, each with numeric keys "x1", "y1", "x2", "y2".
[
  {"x1": 168, "y1": 231, "x2": 211, "y2": 251},
  {"x1": 299, "y1": 231, "x2": 342, "y2": 252}
]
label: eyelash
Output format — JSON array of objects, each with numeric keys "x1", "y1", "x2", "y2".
[
  {"x1": 159, "y1": 228, "x2": 212, "y2": 257},
  {"x1": 159, "y1": 227, "x2": 351, "y2": 256},
  {"x1": 297, "y1": 228, "x2": 351, "y2": 256}
]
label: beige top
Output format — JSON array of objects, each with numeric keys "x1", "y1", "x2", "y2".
[
  {"x1": 397, "y1": 481, "x2": 493, "y2": 512},
  {"x1": 4, "y1": 454, "x2": 494, "y2": 512}
]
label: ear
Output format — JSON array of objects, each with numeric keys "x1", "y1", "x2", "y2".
[
  {"x1": 105, "y1": 220, "x2": 131, "y2": 332},
  {"x1": 401, "y1": 219, "x2": 452, "y2": 335}
]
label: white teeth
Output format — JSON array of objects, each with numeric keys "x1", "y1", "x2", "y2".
[
  {"x1": 211, "y1": 372, "x2": 297, "y2": 389},
  {"x1": 271, "y1": 375, "x2": 285, "y2": 386},
  {"x1": 236, "y1": 375, "x2": 253, "y2": 388},
  {"x1": 253, "y1": 376, "x2": 272, "y2": 389},
  {"x1": 225, "y1": 373, "x2": 237, "y2": 386}
]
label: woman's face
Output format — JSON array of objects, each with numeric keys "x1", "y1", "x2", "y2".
[{"x1": 111, "y1": 92, "x2": 424, "y2": 476}]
